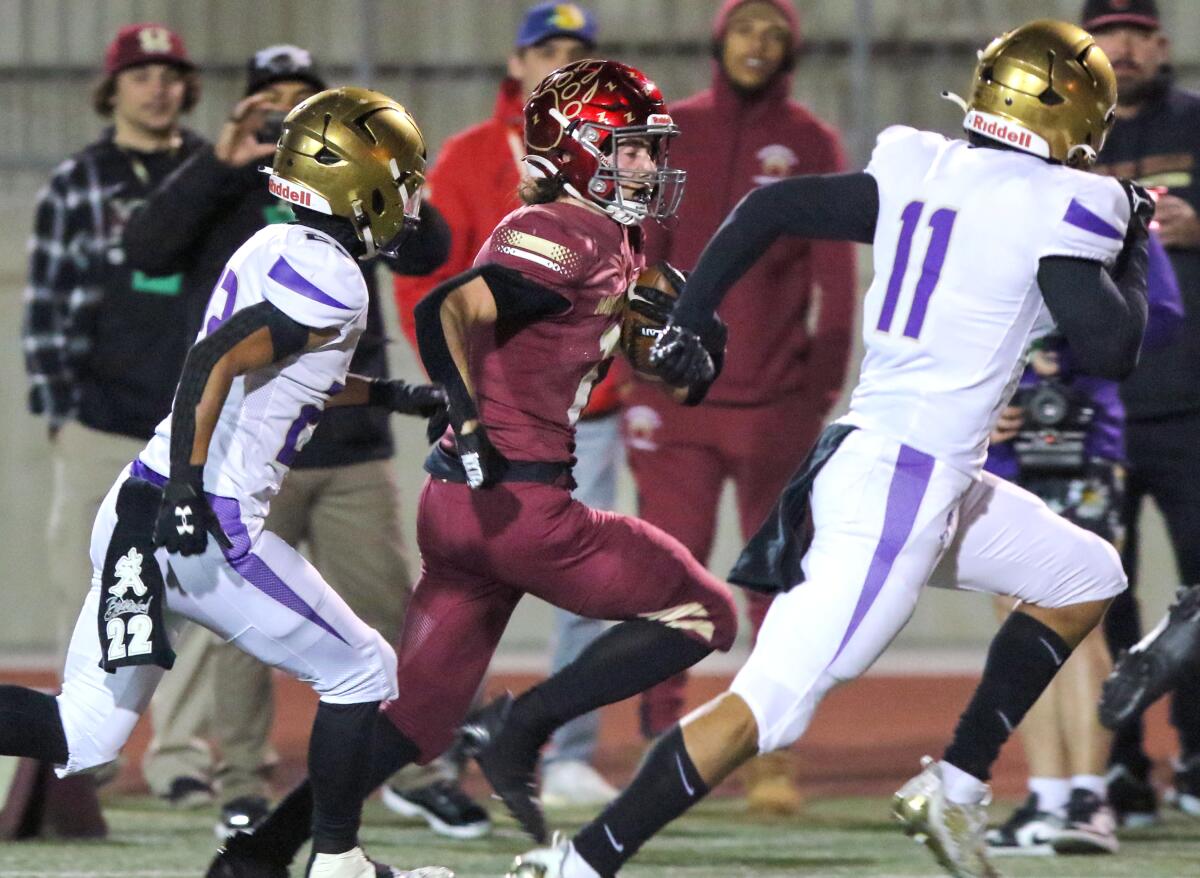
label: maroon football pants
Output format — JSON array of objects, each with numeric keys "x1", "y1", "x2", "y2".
[
  {"x1": 382, "y1": 477, "x2": 737, "y2": 762},
  {"x1": 625, "y1": 391, "x2": 826, "y2": 736}
]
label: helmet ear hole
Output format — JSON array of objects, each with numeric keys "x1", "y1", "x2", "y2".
[{"x1": 371, "y1": 188, "x2": 386, "y2": 215}]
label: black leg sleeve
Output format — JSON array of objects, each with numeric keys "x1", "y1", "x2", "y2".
[
  {"x1": 309, "y1": 700, "x2": 380, "y2": 855},
  {"x1": 943, "y1": 611, "x2": 1074, "y2": 781},
  {"x1": 507, "y1": 620, "x2": 711, "y2": 747},
  {"x1": 0, "y1": 686, "x2": 68, "y2": 763},
  {"x1": 573, "y1": 727, "x2": 710, "y2": 877}
]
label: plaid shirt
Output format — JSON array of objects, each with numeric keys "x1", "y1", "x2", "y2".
[{"x1": 22, "y1": 129, "x2": 203, "y2": 428}]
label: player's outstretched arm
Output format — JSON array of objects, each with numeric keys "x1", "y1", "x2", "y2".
[
  {"x1": 325, "y1": 374, "x2": 446, "y2": 417},
  {"x1": 414, "y1": 264, "x2": 569, "y2": 488},
  {"x1": 152, "y1": 301, "x2": 329, "y2": 555},
  {"x1": 671, "y1": 172, "x2": 879, "y2": 332}
]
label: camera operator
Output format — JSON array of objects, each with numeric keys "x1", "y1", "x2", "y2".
[
  {"x1": 121, "y1": 45, "x2": 485, "y2": 840},
  {"x1": 981, "y1": 230, "x2": 1181, "y2": 855}
]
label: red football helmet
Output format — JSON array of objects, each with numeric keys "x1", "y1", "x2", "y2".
[{"x1": 523, "y1": 59, "x2": 686, "y2": 225}]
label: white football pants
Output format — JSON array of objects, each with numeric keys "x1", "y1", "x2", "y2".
[
  {"x1": 730, "y1": 428, "x2": 1126, "y2": 753},
  {"x1": 56, "y1": 465, "x2": 397, "y2": 776}
]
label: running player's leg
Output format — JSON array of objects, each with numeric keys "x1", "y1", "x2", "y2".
[
  {"x1": 627, "y1": 434, "x2": 726, "y2": 738},
  {"x1": 549, "y1": 432, "x2": 968, "y2": 876},
  {"x1": 166, "y1": 499, "x2": 398, "y2": 867},
  {"x1": 927, "y1": 473, "x2": 1125, "y2": 798}
]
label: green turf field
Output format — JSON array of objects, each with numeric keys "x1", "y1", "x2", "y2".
[{"x1": 0, "y1": 796, "x2": 1197, "y2": 877}]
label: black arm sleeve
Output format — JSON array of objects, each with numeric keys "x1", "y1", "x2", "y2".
[
  {"x1": 673, "y1": 172, "x2": 879, "y2": 331},
  {"x1": 413, "y1": 264, "x2": 570, "y2": 429},
  {"x1": 169, "y1": 301, "x2": 312, "y2": 477},
  {"x1": 379, "y1": 202, "x2": 452, "y2": 277},
  {"x1": 124, "y1": 147, "x2": 252, "y2": 275},
  {"x1": 1037, "y1": 256, "x2": 1148, "y2": 380}
]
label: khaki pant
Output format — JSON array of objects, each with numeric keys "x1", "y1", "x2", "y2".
[{"x1": 146, "y1": 458, "x2": 448, "y2": 803}]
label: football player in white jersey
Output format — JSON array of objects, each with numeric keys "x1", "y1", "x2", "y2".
[
  {"x1": 0, "y1": 88, "x2": 452, "y2": 878},
  {"x1": 506, "y1": 20, "x2": 1152, "y2": 878}
]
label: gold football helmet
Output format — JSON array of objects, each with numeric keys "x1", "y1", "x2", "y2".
[
  {"x1": 268, "y1": 86, "x2": 426, "y2": 256},
  {"x1": 961, "y1": 19, "x2": 1116, "y2": 169}
]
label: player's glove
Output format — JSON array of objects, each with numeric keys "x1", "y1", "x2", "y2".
[
  {"x1": 1114, "y1": 179, "x2": 1155, "y2": 281},
  {"x1": 456, "y1": 424, "x2": 509, "y2": 490},
  {"x1": 682, "y1": 315, "x2": 728, "y2": 406},
  {"x1": 368, "y1": 379, "x2": 448, "y2": 418},
  {"x1": 152, "y1": 465, "x2": 233, "y2": 556},
  {"x1": 649, "y1": 321, "x2": 714, "y2": 387}
]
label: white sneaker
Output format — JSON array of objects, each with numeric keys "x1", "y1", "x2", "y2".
[
  {"x1": 507, "y1": 833, "x2": 599, "y2": 878},
  {"x1": 306, "y1": 847, "x2": 455, "y2": 878},
  {"x1": 892, "y1": 757, "x2": 998, "y2": 878},
  {"x1": 542, "y1": 760, "x2": 619, "y2": 807}
]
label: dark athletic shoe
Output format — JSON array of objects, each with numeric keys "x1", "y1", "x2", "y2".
[{"x1": 462, "y1": 694, "x2": 549, "y2": 844}]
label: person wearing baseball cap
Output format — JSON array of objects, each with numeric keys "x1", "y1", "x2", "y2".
[
  {"x1": 391, "y1": 2, "x2": 623, "y2": 813},
  {"x1": 21, "y1": 20, "x2": 206, "y2": 822},
  {"x1": 1081, "y1": 0, "x2": 1200, "y2": 829}
]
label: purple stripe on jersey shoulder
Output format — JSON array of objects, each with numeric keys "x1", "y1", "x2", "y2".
[
  {"x1": 830, "y1": 443, "x2": 935, "y2": 664},
  {"x1": 1063, "y1": 198, "x2": 1123, "y2": 240},
  {"x1": 209, "y1": 495, "x2": 349, "y2": 645},
  {"x1": 267, "y1": 256, "x2": 351, "y2": 309}
]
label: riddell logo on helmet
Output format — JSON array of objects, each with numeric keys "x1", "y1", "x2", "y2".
[
  {"x1": 964, "y1": 110, "x2": 1050, "y2": 158},
  {"x1": 267, "y1": 174, "x2": 332, "y2": 214},
  {"x1": 269, "y1": 176, "x2": 312, "y2": 207}
]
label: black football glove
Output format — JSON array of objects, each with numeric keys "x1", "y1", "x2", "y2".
[
  {"x1": 649, "y1": 321, "x2": 715, "y2": 387},
  {"x1": 426, "y1": 406, "x2": 451, "y2": 444},
  {"x1": 369, "y1": 379, "x2": 448, "y2": 418},
  {"x1": 456, "y1": 424, "x2": 509, "y2": 489},
  {"x1": 682, "y1": 315, "x2": 728, "y2": 406},
  {"x1": 1113, "y1": 179, "x2": 1155, "y2": 281},
  {"x1": 152, "y1": 465, "x2": 232, "y2": 556}
]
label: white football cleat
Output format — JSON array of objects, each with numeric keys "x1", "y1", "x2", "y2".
[
  {"x1": 507, "y1": 833, "x2": 599, "y2": 878},
  {"x1": 892, "y1": 757, "x2": 999, "y2": 878},
  {"x1": 306, "y1": 847, "x2": 455, "y2": 878}
]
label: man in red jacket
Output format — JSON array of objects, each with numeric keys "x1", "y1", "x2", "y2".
[
  {"x1": 393, "y1": 3, "x2": 622, "y2": 807},
  {"x1": 629, "y1": 0, "x2": 857, "y2": 814}
]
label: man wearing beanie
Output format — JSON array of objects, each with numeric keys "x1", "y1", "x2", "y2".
[
  {"x1": 1082, "y1": 0, "x2": 1200, "y2": 827},
  {"x1": 22, "y1": 22, "x2": 205, "y2": 788},
  {"x1": 122, "y1": 45, "x2": 487, "y2": 841},
  {"x1": 628, "y1": 0, "x2": 856, "y2": 815}
]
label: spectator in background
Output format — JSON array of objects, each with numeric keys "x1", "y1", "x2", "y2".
[
  {"x1": 392, "y1": 2, "x2": 620, "y2": 808},
  {"x1": 1084, "y1": 0, "x2": 1200, "y2": 825},
  {"x1": 122, "y1": 46, "x2": 488, "y2": 840},
  {"x1": 21, "y1": 21, "x2": 204, "y2": 791},
  {"x1": 984, "y1": 233, "x2": 1181, "y2": 857},
  {"x1": 628, "y1": 0, "x2": 856, "y2": 815}
]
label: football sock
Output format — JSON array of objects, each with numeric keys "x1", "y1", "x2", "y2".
[
  {"x1": 508, "y1": 619, "x2": 711, "y2": 746},
  {"x1": 1029, "y1": 776, "x2": 1071, "y2": 816},
  {"x1": 574, "y1": 727, "x2": 709, "y2": 877},
  {"x1": 241, "y1": 712, "x2": 419, "y2": 865},
  {"x1": 0, "y1": 685, "x2": 68, "y2": 763},
  {"x1": 1071, "y1": 774, "x2": 1108, "y2": 801},
  {"x1": 939, "y1": 759, "x2": 990, "y2": 805},
  {"x1": 943, "y1": 611, "x2": 1072, "y2": 782},
  {"x1": 309, "y1": 700, "x2": 380, "y2": 855}
]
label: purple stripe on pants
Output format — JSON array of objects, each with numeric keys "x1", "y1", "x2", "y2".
[
  {"x1": 830, "y1": 443, "x2": 935, "y2": 663},
  {"x1": 130, "y1": 460, "x2": 347, "y2": 644}
]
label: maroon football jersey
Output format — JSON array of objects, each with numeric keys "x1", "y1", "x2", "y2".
[{"x1": 469, "y1": 200, "x2": 642, "y2": 462}]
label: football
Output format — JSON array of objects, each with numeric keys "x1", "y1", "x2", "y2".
[{"x1": 621, "y1": 262, "x2": 686, "y2": 376}]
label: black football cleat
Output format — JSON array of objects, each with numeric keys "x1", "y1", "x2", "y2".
[
  {"x1": 461, "y1": 693, "x2": 549, "y2": 844},
  {"x1": 205, "y1": 830, "x2": 292, "y2": 878},
  {"x1": 1099, "y1": 585, "x2": 1200, "y2": 730}
]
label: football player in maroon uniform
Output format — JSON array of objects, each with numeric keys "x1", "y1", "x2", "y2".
[{"x1": 207, "y1": 59, "x2": 736, "y2": 878}]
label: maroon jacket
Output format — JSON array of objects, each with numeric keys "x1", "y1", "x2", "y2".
[{"x1": 640, "y1": 0, "x2": 855, "y2": 409}]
